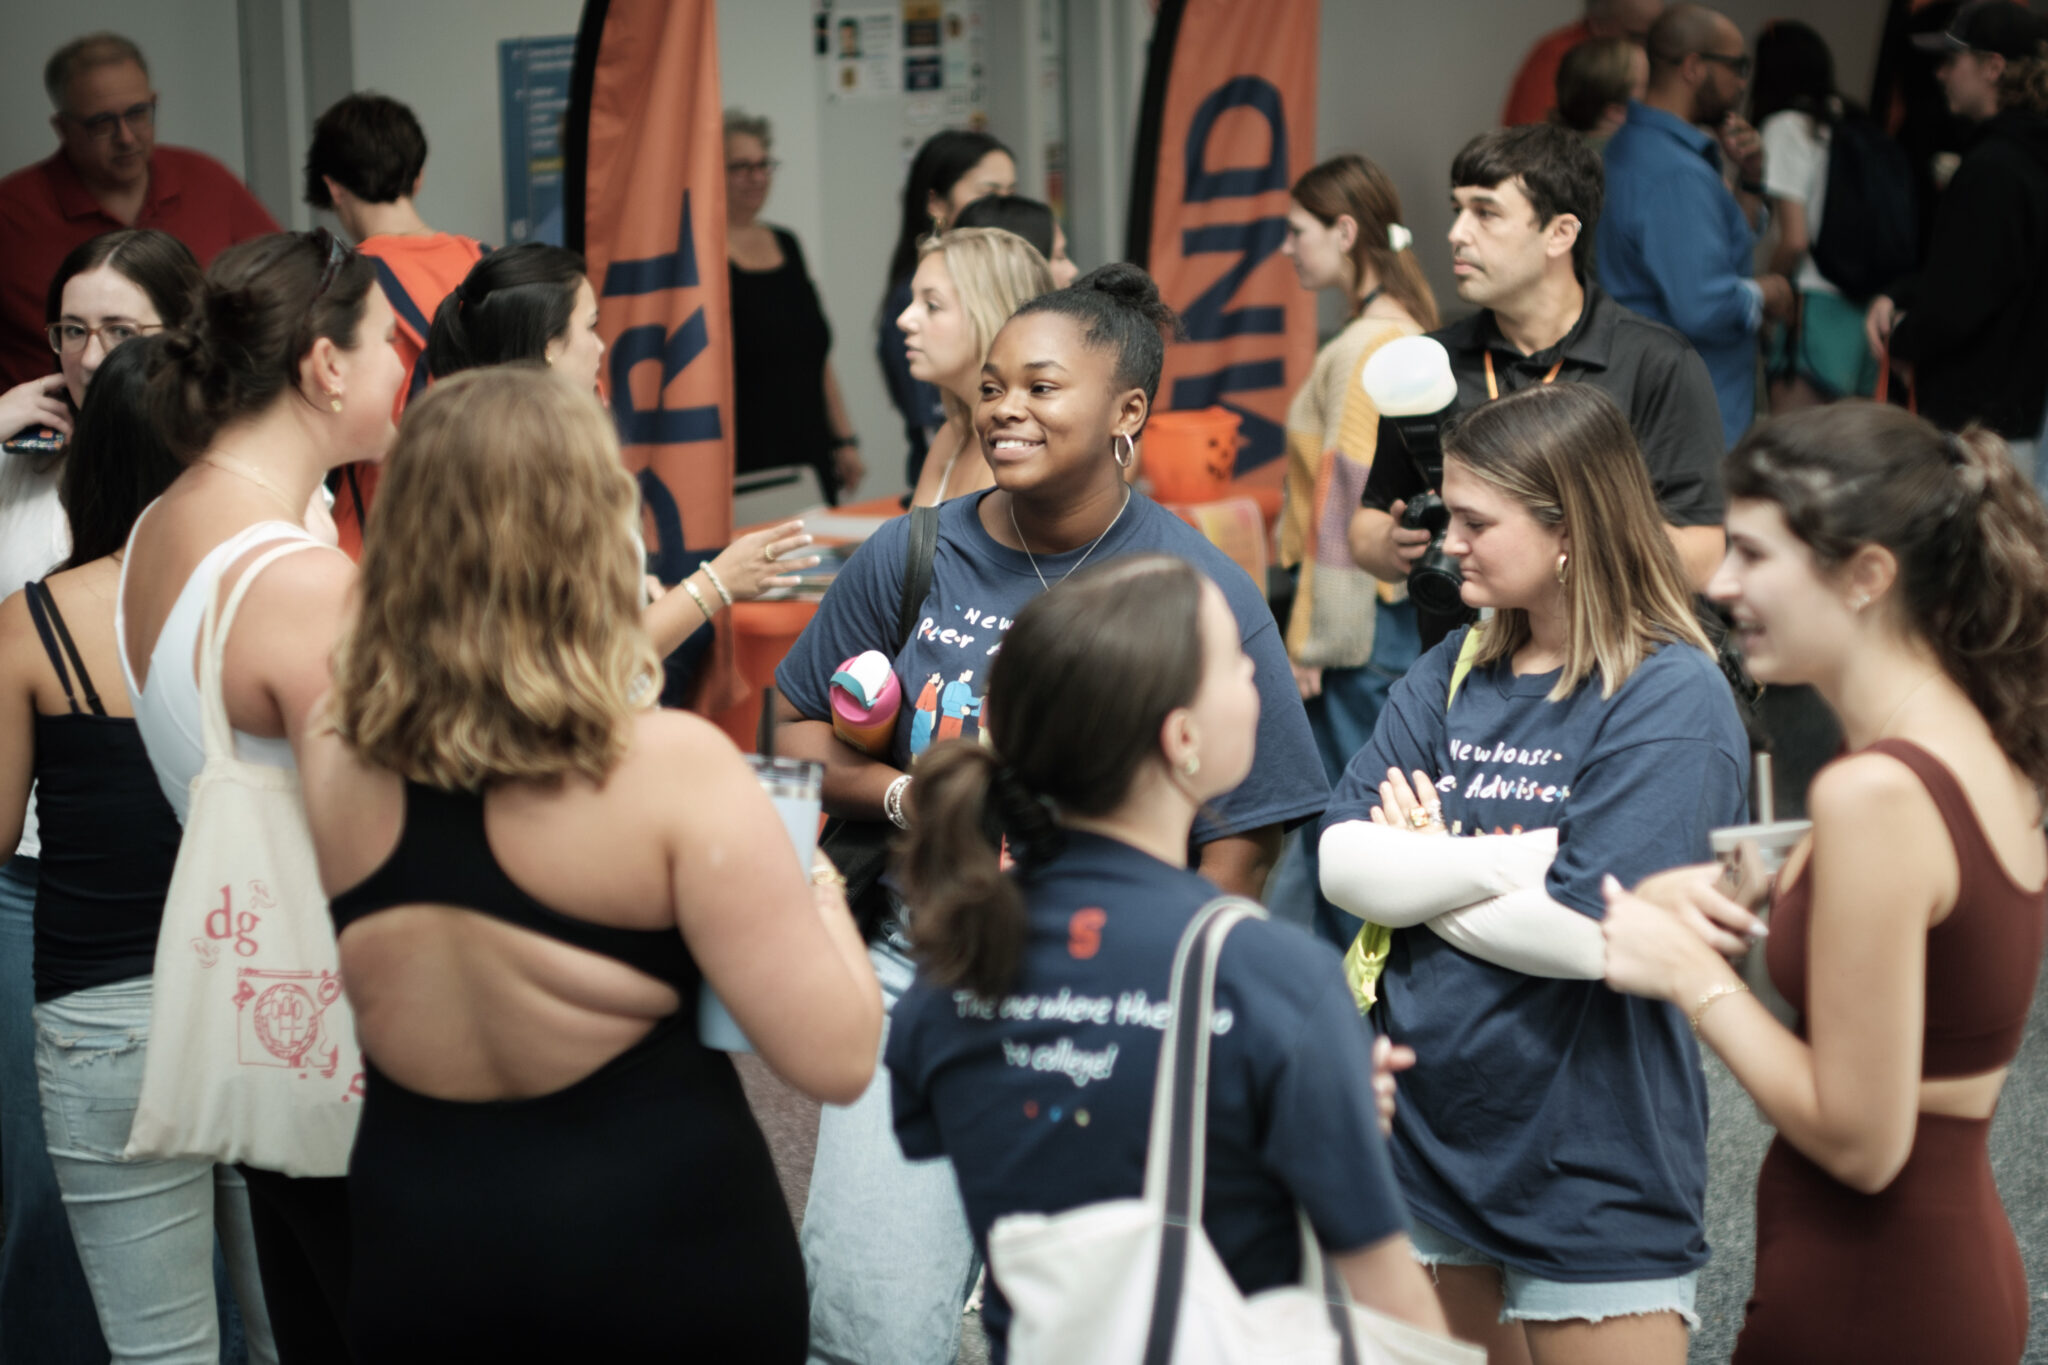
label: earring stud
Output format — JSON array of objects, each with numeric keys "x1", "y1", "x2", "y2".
[{"x1": 1182, "y1": 754, "x2": 1200, "y2": 778}]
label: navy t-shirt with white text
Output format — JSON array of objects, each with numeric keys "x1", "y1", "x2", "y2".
[
  {"x1": 888, "y1": 832, "x2": 1410, "y2": 1359},
  {"x1": 1320, "y1": 627, "x2": 1747, "y2": 1281},
  {"x1": 777, "y1": 491, "x2": 1329, "y2": 844}
]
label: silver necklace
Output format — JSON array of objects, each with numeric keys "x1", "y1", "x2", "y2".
[{"x1": 1009, "y1": 488, "x2": 1132, "y2": 592}]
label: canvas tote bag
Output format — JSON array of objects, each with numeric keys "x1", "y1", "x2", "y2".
[
  {"x1": 988, "y1": 897, "x2": 1483, "y2": 1365},
  {"x1": 125, "y1": 539, "x2": 363, "y2": 1177}
]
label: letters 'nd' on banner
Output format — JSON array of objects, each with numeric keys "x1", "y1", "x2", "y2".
[
  {"x1": 1128, "y1": 0, "x2": 1319, "y2": 495},
  {"x1": 566, "y1": 0, "x2": 743, "y2": 710}
]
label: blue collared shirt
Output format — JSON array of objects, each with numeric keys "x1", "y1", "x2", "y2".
[{"x1": 1597, "y1": 100, "x2": 1763, "y2": 448}]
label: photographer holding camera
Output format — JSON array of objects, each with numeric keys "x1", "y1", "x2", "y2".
[{"x1": 1350, "y1": 124, "x2": 1726, "y2": 649}]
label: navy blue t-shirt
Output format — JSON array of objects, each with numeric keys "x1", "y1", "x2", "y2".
[
  {"x1": 777, "y1": 491, "x2": 1329, "y2": 843},
  {"x1": 888, "y1": 832, "x2": 1409, "y2": 1359},
  {"x1": 1320, "y1": 627, "x2": 1747, "y2": 1281}
]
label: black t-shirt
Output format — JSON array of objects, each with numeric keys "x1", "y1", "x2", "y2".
[
  {"x1": 888, "y1": 832, "x2": 1408, "y2": 1360},
  {"x1": 730, "y1": 228, "x2": 838, "y2": 493},
  {"x1": 1361, "y1": 282, "x2": 1725, "y2": 641}
]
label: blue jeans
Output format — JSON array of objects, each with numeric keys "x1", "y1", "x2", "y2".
[
  {"x1": 1408, "y1": 1219, "x2": 1700, "y2": 1329},
  {"x1": 0, "y1": 856, "x2": 106, "y2": 1364},
  {"x1": 801, "y1": 931, "x2": 979, "y2": 1365},
  {"x1": 1267, "y1": 600, "x2": 1422, "y2": 950},
  {"x1": 33, "y1": 976, "x2": 276, "y2": 1364}
]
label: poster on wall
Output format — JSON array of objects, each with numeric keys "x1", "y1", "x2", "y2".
[
  {"x1": 1127, "y1": 0, "x2": 1319, "y2": 486},
  {"x1": 819, "y1": 3, "x2": 902, "y2": 98},
  {"x1": 499, "y1": 35, "x2": 576, "y2": 246}
]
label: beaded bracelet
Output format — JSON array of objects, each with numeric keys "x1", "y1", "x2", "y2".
[
  {"x1": 680, "y1": 575, "x2": 716, "y2": 620},
  {"x1": 884, "y1": 774, "x2": 912, "y2": 830},
  {"x1": 700, "y1": 562, "x2": 734, "y2": 608}
]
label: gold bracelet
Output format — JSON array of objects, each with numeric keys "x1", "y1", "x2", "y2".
[
  {"x1": 1689, "y1": 981, "x2": 1751, "y2": 1038},
  {"x1": 679, "y1": 575, "x2": 716, "y2": 620}
]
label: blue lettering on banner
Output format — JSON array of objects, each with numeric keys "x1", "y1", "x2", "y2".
[
  {"x1": 1182, "y1": 77, "x2": 1289, "y2": 203},
  {"x1": 601, "y1": 190, "x2": 721, "y2": 445},
  {"x1": 1179, "y1": 220, "x2": 1288, "y2": 342},
  {"x1": 1173, "y1": 76, "x2": 1292, "y2": 473}
]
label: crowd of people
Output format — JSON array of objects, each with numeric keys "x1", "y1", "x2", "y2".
[{"x1": 0, "y1": 6, "x2": 2045, "y2": 1364}]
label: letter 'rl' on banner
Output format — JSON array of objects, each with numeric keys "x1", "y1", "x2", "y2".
[
  {"x1": 565, "y1": 0, "x2": 743, "y2": 710},
  {"x1": 1128, "y1": 0, "x2": 1318, "y2": 498}
]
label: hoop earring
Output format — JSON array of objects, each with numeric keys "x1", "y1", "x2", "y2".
[
  {"x1": 1113, "y1": 433, "x2": 1135, "y2": 469},
  {"x1": 1555, "y1": 552, "x2": 1569, "y2": 585}
]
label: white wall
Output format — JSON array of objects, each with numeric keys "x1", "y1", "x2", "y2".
[
  {"x1": 348, "y1": 0, "x2": 584, "y2": 242},
  {"x1": 0, "y1": 1, "x2": 248, "y2": 184}
]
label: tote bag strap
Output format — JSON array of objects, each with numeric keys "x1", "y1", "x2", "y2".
[
  {"x1": 195, "y1": 537, "x2": 325, "y2": 762},
  {"x1": 1139, "y1": 893, "x2": 1264, "y2": 1365}
]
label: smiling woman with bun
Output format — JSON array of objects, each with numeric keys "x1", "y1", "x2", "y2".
[{"x1": 770, "y1": 263, "x2": 1329, "y2": 1364}]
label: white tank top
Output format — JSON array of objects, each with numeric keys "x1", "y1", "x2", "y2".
[{"x1": 115, "y1": 507, "x2": 320, "y2": 823}]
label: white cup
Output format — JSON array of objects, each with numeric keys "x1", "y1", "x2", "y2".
[{"x1": 698, "y1": 756, "x2": 824, "y2": 1053}]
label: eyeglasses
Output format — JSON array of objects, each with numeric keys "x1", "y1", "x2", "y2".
[
  {"x1": 47, "y1": 320, "x2": 162, "y2": 354},
  {"x1": 725, "y1": 158, "x2": 780, "y2": 177},
  {"x1": 1698, "y1": 52, "x2": 1753, "y2": 78},
  {"x1": 303, "y1": 227, "x2": 351, "y2": 299},
  {"x1": 68, "y1": 99, "x2": 157, "y2": 142}
]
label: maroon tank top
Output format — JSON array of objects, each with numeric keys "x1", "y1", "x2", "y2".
[{"x1": 1767, "y1": 738, "x2": 2047, "y2": 1078}]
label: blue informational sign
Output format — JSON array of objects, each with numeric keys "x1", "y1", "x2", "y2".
[{"x1": 499, "y1": 35, "x2": 577, "y2": 246}]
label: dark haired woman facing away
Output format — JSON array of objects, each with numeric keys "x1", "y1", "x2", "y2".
[
  {"x1": 773, "y1": 263, "x2": 1328, "y2": 1363},
  {"x1": 0, "y1": 337, "x2": 276, "y2": 1362},
  {"x1": 1604, "y1": 403, "x2": 2048, "y2": 1364},
  {"x1": 120, "y1": 230, "x2": 405, "y2": 1362},
  {"x1": 887, "y1": 554, "x2": 1445, "y2": 1362}
]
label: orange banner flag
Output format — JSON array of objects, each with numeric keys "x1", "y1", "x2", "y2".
[
  {"x1": 1128, "y1": 0, "x2": 1320, "y2": 500},
  {"x1": 569, "y1": 0, "x2": 743, "y2": 710}
]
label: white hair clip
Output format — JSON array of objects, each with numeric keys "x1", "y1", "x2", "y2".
[{"x1": 1387, "y1": 223, "x2": 1413, "y2": 254}]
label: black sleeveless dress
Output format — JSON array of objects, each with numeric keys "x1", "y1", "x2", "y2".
[{"x1": 331, "y1": 781, "x2": 807, "y2": 1361}]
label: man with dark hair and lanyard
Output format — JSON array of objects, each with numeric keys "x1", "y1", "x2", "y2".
[{"x1": 1349, "y1": 123, "x2": 1725, "y2": 651}]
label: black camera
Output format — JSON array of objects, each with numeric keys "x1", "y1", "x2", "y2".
[{"x1": 1397, "y1": 491, "x2": 1466, "y2": 615}]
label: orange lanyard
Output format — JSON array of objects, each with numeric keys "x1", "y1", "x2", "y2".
[{"x1": 1484, "y1": 349, "x2": 1564, "y2": 401}]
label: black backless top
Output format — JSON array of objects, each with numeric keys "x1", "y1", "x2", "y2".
[{"x1": 328, "y1": 779, "x2": 694, "y2": 991}]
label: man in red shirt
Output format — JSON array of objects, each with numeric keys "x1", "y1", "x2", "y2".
[
  {"x1": 0, "y1": 32, "x2": 279, "y2": 388},
  {"x1": 1501, "y1": 0, "x2": 1665, "y2": 126}
]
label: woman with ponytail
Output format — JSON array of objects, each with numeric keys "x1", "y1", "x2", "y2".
[
  {"x1": 1272, "y1": 152, "x2": 1438, "y2": 945},
  {"x1": 889, "y1": 554, "x2": 1443, "y2": 1361},
  {"x1": 1603, "y1": 403, "x2": 2048, "y2": 1363},
  {"x1": 119, "y1": 229, "x2": 404, "y2": 1360},
  {"x1": 771, "y1": 263, "x2": 1328, "y2": 1363}
]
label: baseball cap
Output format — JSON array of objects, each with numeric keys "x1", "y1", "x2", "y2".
[{"x1": 1914, "y1": 0, "x2": 2048, "y2": 59}]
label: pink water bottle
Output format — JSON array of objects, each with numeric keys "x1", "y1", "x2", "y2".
[{"x1": 830, "y1": 651, "x2": 900, "y2": 756}]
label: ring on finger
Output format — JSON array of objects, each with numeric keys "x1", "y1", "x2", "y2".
[{"x1": 763, "y1": 544, "x2": 777, "y2": 563}]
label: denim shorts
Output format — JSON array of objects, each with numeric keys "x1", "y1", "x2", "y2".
[{"x1": 1408, "y1": 1219, "x2": 1700, "y2": 1330}]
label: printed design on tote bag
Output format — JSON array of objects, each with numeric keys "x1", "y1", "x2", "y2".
[
  {"x1": 232, "y1": 967, "x2": 347, "y2": 1078},
  {"x1": 191, "y1": 879, "x2": 276, "y2": 968}
]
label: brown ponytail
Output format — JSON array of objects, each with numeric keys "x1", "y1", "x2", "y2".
[
  {"x1": 899, "y1": 554, "x2": 1208, "y2": 999},
  {"x1": 1292, "y1": 154, "x2": 1440, "y2": 331},
  {"x1": 1726, "y1": 403, "x2": 2048, "y2": 788},
  {"x1": 146, "y1": 231, "x2": 376, "y2": 462}
]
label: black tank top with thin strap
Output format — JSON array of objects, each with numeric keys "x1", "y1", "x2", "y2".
[
  {"x1": 25, "y1": 580, "x2": 184, "y2": 1002},
  {"x1": 328, "y1": 779, "x2": 696, "y2": 991}
]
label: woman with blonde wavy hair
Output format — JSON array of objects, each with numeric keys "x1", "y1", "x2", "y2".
[
  {"x1": 1318, "y1": 382, "x2": 1749, "y2": 1365},
  {"x1": 296, "y1": 366, "x2": 881, "y2": 1361},
  {"x1": 895, "y1": 226, "x2": 1055, "y2": 505}
]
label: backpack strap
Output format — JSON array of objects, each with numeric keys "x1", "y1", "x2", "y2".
[
  {"x1": 1445, "y1": 627, "x2": 1485, "y2": 710},
  {"x1": 894, "y1": 504, "x2": 941, "y2": 653},
  {"x1": 370, "y1": 257, "x2": 433, "y2": 349}
]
